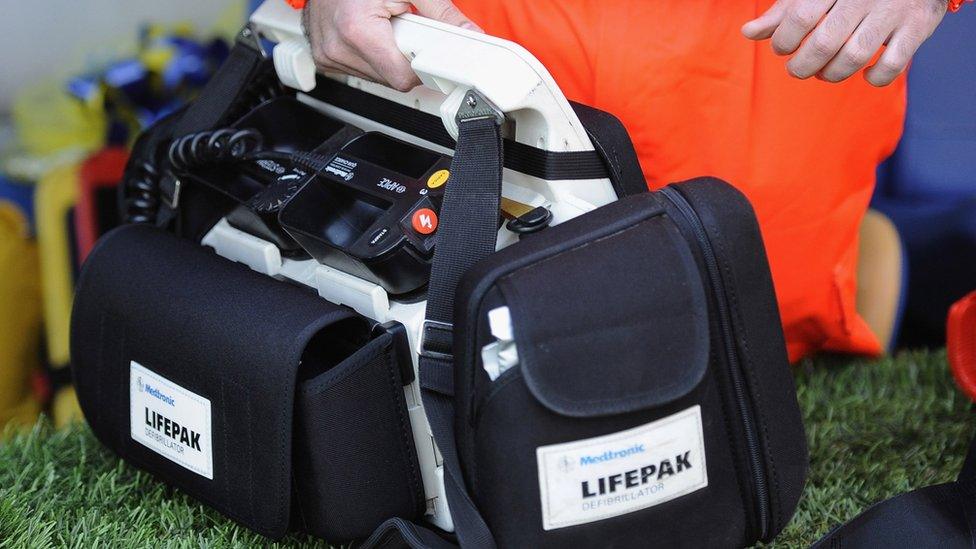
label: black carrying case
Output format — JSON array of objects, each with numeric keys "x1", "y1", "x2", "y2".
[
  {"x1": 450, "y1": 179, "x2": 808, "y2": 547},
  {"x1": 74, "y1": 33, "x2": 810, "y2": 547},
  {"x1": 70, "y1": 224, "x2": 425, "y2": 541}
]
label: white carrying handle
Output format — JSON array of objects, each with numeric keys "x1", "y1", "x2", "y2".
[{"x1": 250, "y1": 1, "x2": 593, "y2": 154}]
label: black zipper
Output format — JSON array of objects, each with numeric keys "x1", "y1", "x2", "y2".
[{"x1": 659, "y1": 186, "x2": 771, "y2": 539}]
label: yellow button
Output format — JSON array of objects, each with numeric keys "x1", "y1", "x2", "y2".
[{"x1": 427, "y1": 169, "x2": 450, "y2": 189}]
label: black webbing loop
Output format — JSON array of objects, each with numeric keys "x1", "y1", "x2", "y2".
[
  {"x1": 360, "y1": 517, "x2": 458, "y2": 548},
  {"x1": 812, "y1": 430, "x2": 976, "y2": 548},
  {"x1": 154, "y1": 27, "x2": 266, "y2": 228},
  {"x1": 309, "y1": 76, "x2": 612, "y2": 182},
  {"x1": 422, "y1": 114, "x2": 503, "y2": 330},
  {"x1": 361, "y1": 94, "x2": 504, "y2": 549},
  {"x1": 417, "y1": 99, "x2": 502, "y2": 549},
  {"x1": 169, "y1": 27, "x2": 265, "y2": 138}
]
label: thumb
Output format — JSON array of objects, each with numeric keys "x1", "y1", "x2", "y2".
[
  {"x1": 411, "y1": 0, "x2": 483, "y2": 32},
  {"x1": 742, "y1": 0, "x2": 788, "y2": 40}
]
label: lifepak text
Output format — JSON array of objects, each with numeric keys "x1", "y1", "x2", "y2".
[
  {"x1": 145, "y1": 409, "x2": 202, "y2": 451},
  {"x1": 582, "y1": 452, "x2": 693, "y2": 498}
]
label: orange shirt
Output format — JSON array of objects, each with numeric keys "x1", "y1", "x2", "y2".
[{"x1": 455, "y1": 0, "x2": 906, "y2": 361}]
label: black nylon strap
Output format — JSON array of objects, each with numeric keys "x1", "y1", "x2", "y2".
[
  {"x1": 420, "y1": 358, "x2": 456, "y2": 398},
  {"x1": 155, "y1": 30, "x2": 266, "y2": 228},
  {"x1": 359, "y1": 518, "x2": 457, "y2": 549},
  {"x1": 309, "y1": 76, "x2": 610, "y2": 182},
  {"x1": 813, "y1": 431, "x2": 976, "y2": 548},
  {"x1": 416, "y1": 112, "x2": 502, "y2": 549},
  {"x1": 362, "y1": 103, "x2": 505, "y2": 549},
  {"x1": 572, "y1": 102, "x2": 649, "y2": 197},
  {"x1": 170, "y1": 31, "x2": 265, "y2": 137},
  {"x1": 424, "y1": 116, "x2": 503, "y2": 326}
]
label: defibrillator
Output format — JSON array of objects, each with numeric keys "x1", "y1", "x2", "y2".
[{"x1": 71, "y1": 2, "x2": 808, "y2": 546}]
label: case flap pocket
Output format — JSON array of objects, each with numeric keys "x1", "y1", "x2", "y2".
[
  {"x1": 496, "y1": 212, "x2": 709, "y2": 417},
  {"x1": 70, "y1": 224, "x2": 365, "y2": 538},
  {"x1": 294, "y1": 332, "x2": 426, "y2": 541}
]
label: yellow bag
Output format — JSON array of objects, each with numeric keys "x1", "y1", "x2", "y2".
[
  {"x1": 12, "y1": 82, "x2": 105, "y2": 158},
  {"x1": 35, "y1": 163, "x2": 84, "y2": 427},
  {"x1": 0, "y1": 201, "x2": 42, "y2": 432}
]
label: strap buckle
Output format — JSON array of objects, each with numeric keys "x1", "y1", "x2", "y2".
[
  {"x1": 455, "y1": 89, "x2": 504, "y2": 126},
  {"x1": 236, "y1": 24, "x2": 266, "y2": 56},
  {"x1": 419, "y1": 320, "x2": 454, "y2": 361},
  {"x1": 160, "y1": 173, "x2": 182, "y2": 210}
]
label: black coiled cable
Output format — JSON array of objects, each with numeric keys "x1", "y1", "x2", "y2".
[
  {"x1": 166, "y1": 127, "x2": 264, "y2": 172},
  {"x1": 122, "y1": 66, "x2": 288, "y2": 225},
  {"x1": 122, "y1": 128, "x2": 265, "y2": 224},
  {"x1": 123, "y1": 161, "x2": 161, "y2": 225}
]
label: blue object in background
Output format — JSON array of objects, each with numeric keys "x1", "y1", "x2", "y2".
[
  {"x1": 0, "y1": 176, "x2": 36, "y2": 235},
  {"x1": 104, "y1": 59, "x2": 149, "y2": 91},
  {"x1": 67, "y1": 76, "x2": 101, "y2": 103},
  {"x1": 873, "y1": 7, "x2": 976, "y2": 347}
]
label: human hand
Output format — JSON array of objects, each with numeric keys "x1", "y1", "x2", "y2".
[
  {"x1": 303, "y1": 0, "x2": 482, "y2": 91},
  {"x1": 742, "y1": 0, "x2": 948, "y2": 86}
]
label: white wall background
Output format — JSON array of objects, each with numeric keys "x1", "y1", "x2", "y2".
[{"x1": 0, "y1": 0, "x2": 243, "y2": 112}]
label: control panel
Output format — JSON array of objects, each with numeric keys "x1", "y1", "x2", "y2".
[
  {"x1": 180, "y1": 96, "x2": 452, "y2": 295},
  {"x1": 280, "y1": 131, "x2": 453, "y2": 295}
]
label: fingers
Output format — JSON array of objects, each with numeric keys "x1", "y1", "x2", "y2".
[
  {"x1": 314, "y1": 37, "x2": 388, "y2": 82},
  {"x1": 743, "y1": 0, "x2": 791, "y2": 40},
  {"x1": 354, "y1": 19, "x2": 423, "y2": 91},
  {"x1": 305, "y1": 0, "x2": 420, "y2": 91},
  {"x1": 411, "y1": 0, "x2": 483, "y2": 31},
  {"x1": 770, "y1": 0, "x2": 838, "y2": 55},
  {"x1": 863, "y1": 28, "x2": 919, "y2": 86},
  {"x1": 786, "y1": 0, "x2": 870, "y2": 78},
  {"x1": 304, "y1": 0, "x2": 481, "y2": 92},
  {"x1": 817, "y1": 8, "x2": 896, "y2": 82},
  {"x1": 864, "y1": 0, "x2": 946, "y2": 86},
  {"x1": 743, "y1": 0, "x2": 948, "y2": 86}
]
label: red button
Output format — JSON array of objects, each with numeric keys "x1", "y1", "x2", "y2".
[{"x1": 411, "y1": 208, "x2": 438, "y2": 235}]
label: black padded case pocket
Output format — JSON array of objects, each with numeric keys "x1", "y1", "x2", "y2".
[
  {"x1": 659, "y1": 179, "x2": 809, "y2": 538},
  {"x1": 453, "y1": 182, "x2": 806, "y2": 548},
  {"x1": 294, "y1": 332, "x2": 426, "y2": 541},
  {"x1": 70, "y1": 225, "x2": 424, "y2": 541}
]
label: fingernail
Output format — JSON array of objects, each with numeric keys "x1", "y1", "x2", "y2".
[{"x1": 461, "y1": 21, "x2": 477, "y2": 30}]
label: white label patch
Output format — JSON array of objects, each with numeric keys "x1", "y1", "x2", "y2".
[
  {"x1": 130, "y1": 361, "x2": 213, "y2": 479},
  {"x1": 536, "y1": 405, "x2": 707, "y2": 530}
]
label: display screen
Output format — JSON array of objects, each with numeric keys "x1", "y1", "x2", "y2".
[
  {"x1": 344, "y1": 133, "x2": 441, "y2": 179},
  {"x1": 321, "y1": 184, "x2": 391, "y2": 248}
]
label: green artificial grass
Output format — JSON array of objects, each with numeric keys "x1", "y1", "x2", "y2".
[{"x1": 0, "y1": 350, "x2": 973, "y2": 548}]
